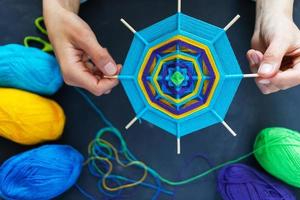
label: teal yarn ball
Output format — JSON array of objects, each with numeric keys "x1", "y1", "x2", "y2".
[
  {"x1": 0, "y1": 145, "x2": 83, "y2": 200},
  {"x1": 0, "y1": 44, "x2": 63, "y2": 95},
  {"x1": 254, "y1": 127, "x2": 300, "y2": 188}
]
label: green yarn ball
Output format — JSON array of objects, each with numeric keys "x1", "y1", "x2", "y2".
[{"x1": 254, "y1": 127, "x2": 300, "y2": 187}]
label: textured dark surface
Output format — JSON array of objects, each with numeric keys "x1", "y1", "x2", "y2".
[{"x1": 0, "y1": 0, "x2": 300, "y2": 199}]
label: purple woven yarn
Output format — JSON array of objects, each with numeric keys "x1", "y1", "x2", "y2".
[{"x1": 217, "y1": 164, "x2": 295, "y2": 200}]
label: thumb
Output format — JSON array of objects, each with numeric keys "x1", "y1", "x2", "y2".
[
  {"x1": 78, "y1": 34, "x2": 118, "y2": 76},
  {"x1": 258, "y1": 40, "x2": 288, "y2": 78}
]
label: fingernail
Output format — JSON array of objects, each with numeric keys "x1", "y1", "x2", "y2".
[
  {"x1": 258, "y1": 64, "x2": 274, "y2": 75},
  {"x1": 104, "y1": 62, "x2": 117, "y2": 75},
  {"x1": 251, "y1": 54, "x2": 259, "y2": 65},
  {"x1": 105, "y1": 90, "x2": 111, "y2": 94},
  {"x1": 258, "y1": 79, "x2": 271, "y2": 85},
  {"x1": 262, "y1": 90, "x2": 271, "y2": 95}
]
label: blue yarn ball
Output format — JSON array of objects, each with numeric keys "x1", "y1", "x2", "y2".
[
  {"x1": 0, "y1": 145, "x2": 83, "y2": 200},
  {"x1": 0, "y1": 44, "x2": 63, "y2": 95}
]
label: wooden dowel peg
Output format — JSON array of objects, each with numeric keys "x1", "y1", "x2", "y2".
[
  {"x1": 221, "y1": 121, "x2": 237, "y2": 137},
  {"x1": 224, "y1": 15, "x2": 240, "y2": 31},
  {"x1": 103, "y1": 75, "x2": 134, "y2": 80},
  {"x1": 125, "y1": 116, "x2": 138, "y2": 130},
  {"x1": 120, "y1": 18, "x2": 148, "y2": 44},
  {"x1": 103, "y1": 75, "x2": 119, "y2": 79},
  {"x1": 212, "y1": 108, "x2": 237, "y2": 136},
  {"x1": 177, "y1": 138, "x2": 181, "y2": 154},
  {"x1": 243, "y1": 73, "x2": 259, "y2": 78},
  {"x1": 125, "y1": 108, "x2": 147, "y2": 130},
  {"x1": 178, "y1": 0, "x2": 182, "y2": 13},
  {"x1": 120, "y1": 18, "x2": 137, "y2": 34}
]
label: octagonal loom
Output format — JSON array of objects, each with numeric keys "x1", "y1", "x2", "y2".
[{"x1": 116, "y1": 3, "x2": 254, "y2": 154}]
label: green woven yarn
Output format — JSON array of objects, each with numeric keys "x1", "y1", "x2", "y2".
[{"x1": 254, "y1": 127, "x2": 300, "y2": 187}]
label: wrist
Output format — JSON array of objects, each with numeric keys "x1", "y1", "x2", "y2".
[
  {"x1": 256, "y1": 0, "x2": 294, "y2": 20},
  {"x1": 254, "y1": 0, "x2": 294, "y2": 34},
  {"x1": 43, "y1": 1, "x2": 75, "y2": 50},
  {"x1": 43, "y1": 0, "x2": 81, "y2": 38},
  {"x1": 43, "y1": 0, "x2": 80, "y2": 14}
]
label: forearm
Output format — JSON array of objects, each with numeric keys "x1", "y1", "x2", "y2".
[
  {"x1": 43, "y1": 0, "x2": 80, "y2": 14},
  {"x1": 254, "y1": 0, "x2": 294, "y2": 36},
  {"x1": 43, "y1": 0, "x2": 82, "y2": 49},
  {"x1": 256, "y1": 0, "x2": 294, "y2": 20}
]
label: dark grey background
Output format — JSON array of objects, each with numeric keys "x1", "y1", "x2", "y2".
[{"x1": 0, "y1": 0, "x2": 300, "y2": 199}]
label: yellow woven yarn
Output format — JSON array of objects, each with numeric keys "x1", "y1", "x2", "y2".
[{"x1": 0, "y1": 88, "x2": 65, "y2": 145}]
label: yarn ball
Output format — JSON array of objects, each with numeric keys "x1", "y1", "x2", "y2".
[
  {"x1": 0, "y1": 44, "x2": 63, "y2": 95},
  {"x1": 254, "y1": 127, "x2": 300, "y2": 187},
  {"x1": 218, "y1": 164, "x2": 295, "y2": 200},
  {"x1": 0, "y1": 145, "x2": 83, "y2": 200},
  {"x1": 0, "y1": 88, "x2": 65, "y2": 145}
]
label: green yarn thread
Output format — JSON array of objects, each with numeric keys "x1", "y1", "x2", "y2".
[
  {"x1": 254, "y1": 127, "x2": 300, "y2": 187},
  {"x1": 76, "y1": 90, "x2": 300, "y2": 191},
  {"x1": 171, "y1": 71, "x2": 185, "y2": 86}
]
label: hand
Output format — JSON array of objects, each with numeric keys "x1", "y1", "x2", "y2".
[
  {"x1": 43, "y1": 0, "x2": 120, "y2": 96},
  {"x1": 247, "y1": 1, "x2": 300, "y2": 94}
]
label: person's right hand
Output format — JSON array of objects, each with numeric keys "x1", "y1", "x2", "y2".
[
  {"x1": 43, "y1": 0, "x2": 120, "y2": 96},
  {"x1": 246, "y1": 0, "x2": 300, "y2": 94}
]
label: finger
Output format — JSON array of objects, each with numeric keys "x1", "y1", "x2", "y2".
[
  {"x1": 65, "y1": 62, "x2": 119, "y2": 96},
  {"x1": 255, "y1": 78, "x2": 280, "y2": 94},
  {"x1": 82, "y1": 53, "x2": 90, "y2": 62},
  {"x1": 84, "y1": 59, "x2": 97, "y2": 73},
  {"x1": 247, "y1": 49, "x2": 259, "y2": 69},
  {"x1": 256, "y1": 76, "x2": 280, "y2": 95},
  {"x1": 264, "y1": 85, "x2": 280, "y2": 94},
  {"x1": 82, "y1": 54, "x2": 105, "y2": 76},
  {"x1": 267, "y1": 63, "x2": 300, "y2": 90},
  {"x1": 256, "y1": 80, "x2": 272, "y2": 94},
  {"x1": 96, "y1": 78, "x2": 119, "y2": 96},
  {"x1": 115, "y1": 64, "x2": 122, "y2": 74},
  {"x1": 247, "y1": 50, "x2": 264, "y2": 81},
  {"x1": 77, "y1": 33, "x2": 118, "y2": 76},
  {"x1": 258, "y1": 40, "x2": 289, "y2": 78},
  {"x1": 251, "y1": 33, "x2": 266, "y2": 52},
  {"x1": 77, "y1": 72, "x2": 119, "y2": 96},
  {"x1": 247, "y1": 49, "x2": 264, "y2": 73},
  {"x1": 104, "y1": 90, "x2": 111, "y2": 94},
  {"x1": 255, "y1": 50, "x2": 264, "y2": 63},
  {"x1": 247, "y1": 50, "x2": 278, "y2": 94}
]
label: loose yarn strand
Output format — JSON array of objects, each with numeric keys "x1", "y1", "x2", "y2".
[
  {"x1": 75, "y1": 88, "x2": 113, "y2": 127},
  {"x1": 75, "y1": 88, "x2": 174, "y2": 199},
  {"x1": 75, "y1": 88, "x2": 300, "y2": 200}
]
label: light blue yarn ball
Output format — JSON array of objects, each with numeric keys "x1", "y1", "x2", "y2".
[
  {"x1": 0, "y1": 145, "x2": 84, "y2": 200},
  {"x1": 0, "y1": 44, "x2": 63, "y2": 95}
]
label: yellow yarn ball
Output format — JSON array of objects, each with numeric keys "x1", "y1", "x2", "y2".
[{"x1": 0, "y1": 88, "x2": 65, "y2": 145}]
